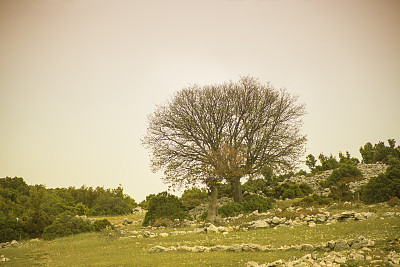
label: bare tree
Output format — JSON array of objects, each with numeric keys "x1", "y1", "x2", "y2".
[{"x1": 142, "y1": 76, "x2": 306, "y2": 223}]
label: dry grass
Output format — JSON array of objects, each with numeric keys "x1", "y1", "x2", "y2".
[{"x1": 1, "y1": 205, "x2": 399, "y2": 266}]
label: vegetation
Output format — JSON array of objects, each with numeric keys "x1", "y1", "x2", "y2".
[
  {"x1": 360, "y1": 139, "x2": 400, "y2": 164},
  {"x1": 0, "y1": 177, "x2": 136, "y2": 242},
  {"x1": 142, "y1": 76, "x2": 306, "y2": 223},
  {"x1": 180, "y1": 187, "x2": 208, "y2": 210},
  {"x1": 273, "y1": 182, "x2": 313, "y2": 200},
  {"x1": 324, "y1": 164, "x2": 363, "y2": 188},
  {"x1": 2, "y1": 206, "x2": 399, "y2": 266},
  {"x1": 306, "y1": 151, "x2": 359, "y2": 174},
  {"x1": 218, "y1": 194, "x2": 274, "y2": 217},
  {"x1": 42, "y1": 213, "x2": 113, "y2": 240},
  {"x1": 361, "y1": 159, "x2": 400, "y2": 204},
  {"x1": 142, "y1": 192, "x2": 189, "y2": 226},
  {"x1": 293, "y1": 194, "x2": 333, "y2": 207}
]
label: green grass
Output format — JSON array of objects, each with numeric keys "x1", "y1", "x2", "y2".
[{"x1": 2, "y1": 206, "x2": 400, "y2": 266}]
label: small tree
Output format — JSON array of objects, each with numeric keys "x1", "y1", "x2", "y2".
[
  {"x1": 305, "y1": 154, "x2": 317, "y2": 173},
  {"x1": 360, "y1": 139, "x2": 400, "y2": 164}
]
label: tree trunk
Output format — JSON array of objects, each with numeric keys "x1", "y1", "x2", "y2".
[
  {"x1": 232, "y1": 176, "x2": 243, "y2": 203},
  {"x1": 205, "y1": 185, "x2": 222, "y2": 225}
]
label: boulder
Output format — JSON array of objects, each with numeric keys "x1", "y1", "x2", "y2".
[
  {"x1": 271, "y1": 216, "x2": 282, "y2": 224},
  {"x1": 206, "y1": 224, "x2": 219, "y2": 233},
  {"x1": 334, "y1": 239, "x2": 350, "y2": 251},
  {"x1": 249, "y1": 220, "x2": 269, "y2": 229}
]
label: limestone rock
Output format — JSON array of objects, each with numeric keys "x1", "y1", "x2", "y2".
[
  {"x1": 249, "y1": 220, "x2": 269, "y2": 229},
  {"x1": 149, "y1": 246, "x2": 168, "y2": 253},
  {"x1": 334, "y1": 239, "x2": 350, "y2": 251}
]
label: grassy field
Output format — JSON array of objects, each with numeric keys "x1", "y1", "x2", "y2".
[{"x1": 1, "y1": 204, "x2": 400, "y2": 266}]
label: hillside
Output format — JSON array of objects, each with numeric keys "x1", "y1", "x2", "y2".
[{"x1": 1, "y1": 200, "x2": 399, "y2": 266}]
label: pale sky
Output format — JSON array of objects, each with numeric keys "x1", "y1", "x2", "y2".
[{"x1": 1, "y1": 0, "x2": 399, "y2": 201}]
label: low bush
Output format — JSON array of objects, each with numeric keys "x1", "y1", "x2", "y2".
[
  {"x1": 328, "y1": 183, "x2": 355, "y2": 202},
  {"x1": 180, "y1": 187, "x2": 208, "y2": 210},
  {"x1": 241, "y1": 194, "x2": 274, "y2": 213},
  {"x1": 88, "y1": 195, "x2": 134, "y2": 216},
  {"x1": 361, "y1": 161, "x2": 400, "y2": 204},
  {"x1": 142, "y1": 192, "x2": 189, "y2": 226},
  {"x1": 324, "y1": 164, "x2": 362, "y2": 188},
  {"x1": 387, "y1": 196, "x2": 400, "y2": 207},
  {"x1": 0, "y1": 215, "x2": 29, "y2": 243},
  {"x1": 92, "y1": 219, "x2": 114, "y2": 232},
  {"x1": 42, "y1": 212, "x2": 94, "y2": 240},
  {"x1": 218, "y1": 202, "x2": 243, "y2": 218},
  {"x1": 153, "y1": 217, "x2": 174, "y2": 227},
  {"x1": 293, "y1": 194, "x2": 333, "y2": 207},
  {"x1": 242, "y1": 178, "x2": 270, "y2": 195},
  {"x1": 273, "y1": 182, "x2": 313, "y2": 200}
]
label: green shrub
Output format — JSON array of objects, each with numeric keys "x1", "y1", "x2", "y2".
[
  {"x1": 241, "y1": 194, "x2": 274, "y2": 213},
  {"x1": 92, "y1": 219, "x2": 114, "y2": 232},
  {"x1": 20, "y1": 210, "x2": 54, "y2": 238},
  {"x1": 361, "y1": 161, "x2": 400, "y2": 204},
  {"x1": 242, "y1": 178, "x2": 270, "y2": 195},
  {"x1": 88, "y1": 195, "x2": 133, "y2": 216},
  {"x1": 180, "y1": 187, "x2": 208, "y2": 210},
  {"x1": 325, "y1": 164, "x2": 362, "y2": 188},
  {"x1": 42, "y1": 212, "x2": 94, "y2": 240},
  {"x1": 387, "y1": 196, "x2": 400, "y2": 207},
  {"x1": 273, "y1": 182, "x2": 313, "y2": 199},
  {"x1": 218, "y1": 202, "x2": 243, "y2": 218},
  {"x1": 199, "y1": 211, "x2": 208, "y2": 221},
  {"x1": 329, "y1": 183, "x2": 355, "y2": 202},
  {"x1": 282, "y1": 189, "x2": 296, "y2": 200},
  {"x1": 153, "y1": 217, "x2": 174, "y2": 227},
  {"x1": 360, "y1": 139, "x2": 400, "y2": 164},
  {"x1": 0, "y1": 215, "x2": 29, "y2": 242},
  {"x1": 142, "y1": 192, "x2": 189, "y2": 226},
  {"x1": 293, "y1": 194, "x2": 333, "y2": 207}
]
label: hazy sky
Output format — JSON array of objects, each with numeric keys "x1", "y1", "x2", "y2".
[{"x1": 1, "y1": 0, "x2": 399, "y2": 201}]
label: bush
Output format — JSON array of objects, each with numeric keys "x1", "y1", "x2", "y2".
[
  {"x1": 42, "y1": 212, "x2": 94, "y2": 240},
  {"x1": 293, "y1": 194, "x2": 333, "y2": 207},
  {"x1": 360, "y1": 139, "x2": 400, "y2": 164},
  {"x1": 20, "y1": 210, "x2": 54, "y2": 238},
  {"x1": 242, "y1": 178, "x2": 270, "y2": 195},
  {"x1": 329, "y1": 183, "x2": 355, "y2": 202},
  {"x1": 142, "y1": 192, "x2": 189, "y2": 226},
  {"x1": 324, "y1": 164, "x2": 362, "y2": 188},
  {"x1": 361, "y1": 161, "x2": 400, "y2": 204},
  {"x1": 387, "y1": 196, "x2": 400, "y2": 207},
  {"x1": 273, "y1": 182, "x2": 313, "y2": 200},
  {"x1": 218, "y1": 202, "x2": 243, "y2": 218},
  {"x1": 282, "y1": 189, "x2": 296, "y2": 200},
  {"x1": 180, "y1": 187, "x2": 208, "y2": 210},
  {"x1": 153, "y1": 217, "x2": 174, "y2": 227},
  {"x1": 241, "y1": 194, "x2": 274, "y2": 213},
  {"x1": 92, "y1": 219, "x2": 114, "y2": 232},
  {"x1": 0, "y1": 215, "x2": 29, "y2": 242},
  {"x1": 88, "y1": 195, "x2": 133, "y2": 216}
]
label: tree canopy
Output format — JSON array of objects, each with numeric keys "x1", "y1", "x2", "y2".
[{"x1": 143, "y1": 76, "x2": 307, "y2": 205}]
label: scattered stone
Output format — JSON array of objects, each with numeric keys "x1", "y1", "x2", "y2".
[
  {"x1": 245, "y1": 261, "x2": 260, "y2": 267},
  {"x1": 334, "y1": 239, "x2": 349, "y2": 251},
  {"x1": 308, "y1": 221, "x2": 316, "y2": 227},
  {"x1": 249, "y1": 220, "x2": 269, "y2": 229},
  {"x1": 149, "y1": 246, "x2": 168, "y2": 253}
]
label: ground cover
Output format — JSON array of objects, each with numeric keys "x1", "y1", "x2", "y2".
[{"x1": 1, "y1": 204, "x2": 399, "y2": 266}]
